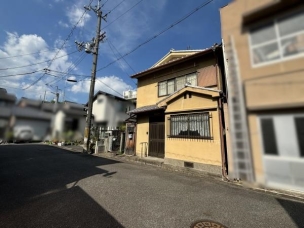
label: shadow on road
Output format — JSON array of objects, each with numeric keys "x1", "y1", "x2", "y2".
[
  {"x1": 276, "y1": 197, "x2": 304, "y2": 228},
  {"x1": 0, "y1": 145, "x2": 124, "y2": 227}
]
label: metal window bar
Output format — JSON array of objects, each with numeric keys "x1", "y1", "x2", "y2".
[{"x1": 169, "y1": 113, "x2": 211, "y2": 139}]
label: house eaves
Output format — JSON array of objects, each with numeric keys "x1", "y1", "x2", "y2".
[{"x1": 131, "y1": 44, "x2": 221, "y2": 79}]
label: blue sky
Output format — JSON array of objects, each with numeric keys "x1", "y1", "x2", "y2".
[{"x1": 0, "y1": 0, "x2": 231, "y2": 104}]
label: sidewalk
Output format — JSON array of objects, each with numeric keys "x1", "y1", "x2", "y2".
[{"x1": 51, "y1": 143, "x2": 304, "y2": 201}]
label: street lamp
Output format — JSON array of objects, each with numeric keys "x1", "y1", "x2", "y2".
[{"x1": 67, "y1": 79, "x2": 78, "y2": 83}]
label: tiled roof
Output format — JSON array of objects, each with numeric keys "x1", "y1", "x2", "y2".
[
  {"x1": 128, "y1": 105, "x2": 163, "y2": 114},
  {"x1": 131, "y1": 44, "x2": 221, "y2": 79},
  {"x1": 12, "y1": 107, "x2": 52, "y2": 120}
]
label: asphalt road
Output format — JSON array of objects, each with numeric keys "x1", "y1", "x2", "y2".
[{"x1": 0, "y1": 144, "x2": 304, "y2": 228}]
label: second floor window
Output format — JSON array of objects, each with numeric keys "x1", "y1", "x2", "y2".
[
  {"x1": 249, "y1": 10, "x2": 304, "y2": 66},
  {"x1": 158, "y1": 73, "x2": 197, "y2": 96}
]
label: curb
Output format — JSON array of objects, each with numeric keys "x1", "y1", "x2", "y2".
[
  {"x1": 45, "y1": 144, "x2": 304, "y2": 202},
  {"x1": 94, "y1": 152, "x2": 304, "y2": 202}
]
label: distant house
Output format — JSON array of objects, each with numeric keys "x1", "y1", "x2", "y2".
[
  {"x1": 16, "y1": 98, "x2": 86, "y2": 141},
  {"x1": 128, "y1": 46, "x2": 229, "y2": 177},
  {"x1": 51, "y1": 101, "x2": 86, "y2": 141},
  {"x1": 220, "y1": 0, "x2": 304, "y2": 192},
  {"x1": 91, "y1": 91, "x2": 136, "y2": 131},
  {"x1": 0, "y1": 88, "x2": 16, "y2": 139},
  {"x1": 10, "y1": 106, "x2": 52, "y2": 141}
]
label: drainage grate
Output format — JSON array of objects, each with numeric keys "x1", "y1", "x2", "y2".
[{"x1": 191, "y1": 220, "x2": 228, "y2": 228}]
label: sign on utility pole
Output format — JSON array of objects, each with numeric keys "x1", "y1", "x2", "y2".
[{"x1": 75, "y1": 0, "x2": 106, "y2": 153}]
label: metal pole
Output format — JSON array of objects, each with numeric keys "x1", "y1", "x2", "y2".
[
  {"x1": 43, "y1": 90, "x2": 47, "y2": 103},
  {"x1": 84, "y1": 4, "x2": 102, "y2": 152}
]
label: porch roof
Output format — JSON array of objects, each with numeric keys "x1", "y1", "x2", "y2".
[{"x1": 128, "y1": 105, "x2": 164, "y2": 114}]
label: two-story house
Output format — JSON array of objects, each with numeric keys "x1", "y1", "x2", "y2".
[
  {"x1": 221, "y1": 0, "x2": 304, "y2": 192},
  {"x1": 92, "y1": 91, "x2": 136, "y2": 131},
  {"x1": 129, "y1": 46, "x2": 229, "y2": 177}
]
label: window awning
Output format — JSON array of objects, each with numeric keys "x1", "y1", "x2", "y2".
[{"x1": 242, "y1": 0, "x2": 302, "y2": 26}]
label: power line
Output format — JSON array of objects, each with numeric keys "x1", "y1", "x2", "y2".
[
  {"x1": 0, "y1": 85, "x2": 25, "y2": 90},
  {"x1": 46, "y1": 52, "x2": 87, "y2": 86},
  {"x1": 107, "y1": 39, "x2": 136, "y2": 74},
  {"x1": 103, "y1": 0, "x2": 144, "y2": 30},
  {"x1": 43, "y1": 69, "x2": 91, "y2": 78},
  {"x1": 106, "y1": 39, "x2": 137, "y2": 85},
  {"x1": 105, "y1": 0, "x2": 126, "y2": 16},
  {"x1": 96, "y1": 78, "x2": 123, "y2": 96},
  {"x1": 101, "y1": 0, "x2": 109, "y2": 7},
  {"x1": 0, "y1": 70, "x2": 43, "y2": 78},
  {"x1": 22, "y1": 0, "x2": 94, "y2": 91},
  {"x1": 97, "y1": 0, "x2": 214, "y2": 72},
  {"x1": 0, "y1": 45, "x2": 74, "y2": 60},
  {"x1": 0, "y1": 50, "x2": 78, "y2": 71}
]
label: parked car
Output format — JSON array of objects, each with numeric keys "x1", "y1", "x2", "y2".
[{"x1": 13, "y1": 126, "x2": 34, "y2": 143}]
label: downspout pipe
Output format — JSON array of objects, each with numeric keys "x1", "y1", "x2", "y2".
[
  {"x1": 218, "y1": 93, "x2": 229, "y2": 181},
  {"x1": 213, "y1": 45, "x2": 229, "y2": 181}
]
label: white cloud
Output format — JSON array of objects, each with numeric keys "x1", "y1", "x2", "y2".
[
  {"x1": 0, "y1": 32, "x2": 74, "y2": 100},
  {"x1": 67, "y1": 4, "x2": 91, "y2": 27},
  {"x1": 58, "y1": 20, "x2": 69, "y2": 28},
  {"x1": 69, "y1": 75, "x2": 133, "y2": 97}
]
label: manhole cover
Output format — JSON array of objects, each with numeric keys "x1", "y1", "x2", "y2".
[{"x1": 191, "y1": 220, "x2": 228, "y2": 228}]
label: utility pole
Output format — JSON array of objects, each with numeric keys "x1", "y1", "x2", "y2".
[
  {"x1": 43, "y1": 91, "x2": 47, "y2": 103},
  {"x1": 75, "y1": 0, "x2": 106, "y2": 152}
]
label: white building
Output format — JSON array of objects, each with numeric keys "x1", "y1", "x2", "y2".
[{"x1": 92, "y1": 91, "x2": 136, "y2": 130}]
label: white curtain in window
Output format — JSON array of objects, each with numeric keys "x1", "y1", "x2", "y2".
[
  {"x1": 176, "y1": 76, "x2": 186, "y2": 91},
  {"x1": 158, "y1": 81, "x2": 167, "y2": 96},
  {"x1": 167, "y1": 80, "x2": 175, "y2": 94},
  {"x1": 171, "y1": 113, "x2": 210, "y2": 137},
  {"x1": 171, "y1": 115, "x2": 187, "y2": 136},
  {"x1": 186, "y1": 73, "x2": 197, "y2": 86},
  {"x1": 189, "y1": 114, "x2": 210, "y2": 137}
]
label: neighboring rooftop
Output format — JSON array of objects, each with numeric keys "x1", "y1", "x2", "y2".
[
  {"x1": 89, "y1": 90, "x2": 126, "y2": 105},
  {"x1": 0, "y1": 88, "x2": 16, "y2": 103}
]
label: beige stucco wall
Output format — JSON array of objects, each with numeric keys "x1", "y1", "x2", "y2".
[
  {"x1": 247, "y1": 114, "x2": 265, "y2": 184},
  {"x1": 165, "y1": 109, "x2": 222, "y2": 167},
  {"x1": 165, "y1": 92, "x2": 218, "y2": 113},
  {"x1": 135, "y1": 114, "x2": 149, "y2": 157},
  {"x1": 164, "y1": 92, "x2": 222, "y2": 167},
  {"x1": 245, "y1": 71, "x2": 304, "y2": 109}
]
